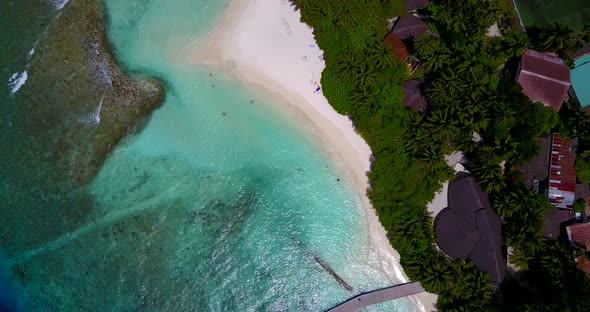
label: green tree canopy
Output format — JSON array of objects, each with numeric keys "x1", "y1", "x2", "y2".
[{"x1": 575, "y1": 156, "x2": 590, "y2": 184}]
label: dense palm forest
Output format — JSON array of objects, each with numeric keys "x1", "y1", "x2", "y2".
[{"x1": 289, "y1": 0, "x2": 590, "y2": 310}]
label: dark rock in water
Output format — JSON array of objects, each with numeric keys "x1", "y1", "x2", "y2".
[{"x1": 4, "y1": 0, "x2": 164, "y2": 192}]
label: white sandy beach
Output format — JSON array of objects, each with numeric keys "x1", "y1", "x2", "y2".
[{"x1": 187, "y1": 0, "x2": 437, "y2": 310}]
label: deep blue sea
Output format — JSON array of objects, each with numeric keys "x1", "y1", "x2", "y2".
[{"x1": 0, "y1": 1, "x2": 414, "y2": 311}]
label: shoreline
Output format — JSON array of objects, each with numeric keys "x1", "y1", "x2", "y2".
[{"x1": 186, "y1": 0, "x2": 437, "y2": 311}]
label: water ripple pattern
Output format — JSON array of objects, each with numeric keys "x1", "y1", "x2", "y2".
[{"x1": 0, "y1": 0, "x2": 414, "y2": 311}]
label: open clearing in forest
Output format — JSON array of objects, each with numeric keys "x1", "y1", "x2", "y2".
[{"x1": 514, "y1": 0, "x2": 590, "y2": 30}]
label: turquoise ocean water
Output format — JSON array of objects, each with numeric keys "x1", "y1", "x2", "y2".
[{"x1": 0, "y1": 0, "x2": 414, "y2": 311}]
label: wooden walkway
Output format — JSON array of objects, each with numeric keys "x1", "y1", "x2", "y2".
[{"x1": 328, "y1": 282, "x2": 425, "y2": 312}]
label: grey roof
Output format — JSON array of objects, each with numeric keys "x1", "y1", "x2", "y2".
[
  {"x1": 392, "y1": 15, "x2": 429, "y2": 41},
  {"x1": 405, "y1": 0, "x2": 430, "y2": 11},
  {"x1": 434, "y1": 174, "x2": 506, "y2": 285},
  {"x1": 576, "y1": 184, "x2": 590, "y2": 201},
  {"x1": 543, "y1": 207, "x2": 560, "y2": 239},
  {"x1": 435, "y1": 208, "x2": 480, "y2": 259},
  {"x1": 401, "y1": 79, "x2": 428, "y2": 112},
  {"x1": 517, "y1": 135, "x2": 551, "y2": 188}
]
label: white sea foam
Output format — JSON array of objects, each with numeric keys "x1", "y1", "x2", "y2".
[
  {"x1": 95, "y1": 96, "x2": 103, "y2": 124},
  {"x1": 97, "y1": 64, "x2": 113, "y2": 87},
  {"x1": 79, "y1": 96, "x2": 104, "y2": 126},
  {"x1": 49, "y1": 0, "x2": 70, "y2": 10},
  {"x1": 7, "y1": 71, "x2": 28, "y2": 94}
]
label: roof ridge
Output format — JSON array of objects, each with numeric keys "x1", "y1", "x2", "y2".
[{"x1": 521, "y1": 69, "x2": 571, "y2": 85}]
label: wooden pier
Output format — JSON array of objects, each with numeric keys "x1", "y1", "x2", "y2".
[
  {"x1": 314, "y1": 256, "x2": 353, "y2": 291},
  {"x1": 327, "y1": 282, "x2": 425, "y2": 312}
]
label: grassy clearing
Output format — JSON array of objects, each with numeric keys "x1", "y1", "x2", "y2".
[{"x1": 515, "y1": 0, "x2": 590, "y2": 30}]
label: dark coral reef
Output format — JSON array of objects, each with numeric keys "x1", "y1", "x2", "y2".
[{"x1": 4, "y1": 0, "x2": 164, "y2": 191}]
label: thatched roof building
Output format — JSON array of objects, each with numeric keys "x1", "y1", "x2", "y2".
[
  {"x1": 405, "y1": 0, "x2": 430, "y2": 12},
  {"x1": 434, "y1": 173, "x2": 506, "y2": 285},
  {"x1": 391, "y1": 15, "x2": 430, "y2": 41},
  {"x1": 401, "y1": 79, "x2": 428, "y2": 112}
]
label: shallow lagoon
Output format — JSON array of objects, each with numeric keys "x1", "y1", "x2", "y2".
[{"x1": 0, "y1": 0, "x2": 414, "y2": 311}]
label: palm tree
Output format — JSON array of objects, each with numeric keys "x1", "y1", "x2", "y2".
[
  {"x1": 581, "y1": 149, "x2": 590, "y2": 159},
  {"x1": 418, "y1": 144, "x2": 447, "y2": 171},
  {"x1": 568, "y1": 25, "x2": 590, "y2": 51},
  {"x1": 449, "y1": 16, "x2": 468, "y2": 34},
  {"x1": 305, "y1": 6, "x2": 330, "y2": 28},
  {"x1": 503, "y1": 32, "x2": 529, "y2": 58},
  {"x1": 349, "y1": 85, "x2": 374, "y2": 107},
  {"x1": 353, "y1": 62, "x2": 377, "y2": 86},
  {"x1": 465, "y1": 66, "x2": 490, "y2": 99},
  {"x1": 440, "y1": 69, "x2": 468, "y2": 97},
  {"x1": 425, "y1": 107, "x2": 460, "y2": 141},
  {"x1": 480, "y1": 171, "x2": 507, "y2": 194},
  {"x1": 414, "y1": 38, "x2": 436, "y2": 59},
  {"x1": 471, "y1": 109, "x2": 489, "y2": 133},
  {"x1": 562, "y1": 100, "x2": 590, "y2": 136},
  {"x1": 473, "y1": 144, "x2": 501, "y2": 166},
  {"x1": 426, "y1": 51, "x2": 451, "y2": 72},
  {"x1": 468, "y1": 161, "x2": 506, "y2": 194},
  {"x1": 490, "y1": 99, "x2": 517, "y2": 125},
  {"x1": 404, "y1": 128, "x2": 428, "y2": 156},
  {"x1": 457, "y1": 264, "x2": 493, "y2": 303},
  {"x1": 289, "y1": 0, "x2": 313, "y2": 11},
  {"x1": 537, "y1": 241, "x2": 571, "y2": 287},
  {"x1": 539, "y1": 23, "x2": 574, "y2": 52},
  {"x1": 493, "y1": 191, "x2": 519, "y2": 218},
  {"x1": 421, "y1": 259, "x2": 454, "y2": 293},
  {"x1": 368, "y1": 42, "x2": 396, "y2": 70},
  {"x1": 504, "y1": 193, "x2": 548, "y2": 244},
  {"x1": 406, "y1": 109, "x2": 424, "y2": 128},
  {"x1": 509, "y1": 244, "x2": 537, "y2": 270},
  {"x1": 426, "y1": 81, "x2": 451, "y2": 106},
  {"x1": 335, "y1": 54, "x2": 360, "y2": 84},
  {"x1": 333, "y1": 3, "x2": 357, "y2": 29},
  {"x1": 493, "y1": 134, "x2": 519, "y2": 163},
  {"x1": 394, "y1": 208, "x2": 433, "y2": 237}
]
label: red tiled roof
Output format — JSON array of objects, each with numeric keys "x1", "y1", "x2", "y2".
[
  {"x1": 392, "y1": 15, "x2": 429, "y2": 41},
  {"x1": 384, "y1": 32, "x2": 410, "y2": 62},
  {"x1": 568, "y1": 223, "x2": 590, "y2": 251},
  {"x1": 517, "y1": 49, "x2": 571, "y2": 111},
  {"x1": 405, "y1": 0, "x2": 430, "y2": 11},
  {"x1": 568, "y1": 224, "x2": 590, "y2": 274},
  {"x1": 548, "y1": 134, "x2": 577, "y2": 209}
]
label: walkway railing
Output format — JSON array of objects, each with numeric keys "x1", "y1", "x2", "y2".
[{"x1": 327, "y1": 282, "x2": 425, "y2": 312}]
